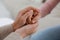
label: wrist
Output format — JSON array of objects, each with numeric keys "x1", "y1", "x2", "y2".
[{"x1": 12, "y1": 22, "x2": 18, "y2": 31}]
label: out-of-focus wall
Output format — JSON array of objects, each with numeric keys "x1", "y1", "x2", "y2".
[
  {"x1": 0, "y1": 1, "x2": 12, "y2": 18},
  {"x1": 2, "y1": 0, "x2": 42, "y2": 19},
  {"x1": 2, "y1": 0, "x2": 60, "y2": 19}
]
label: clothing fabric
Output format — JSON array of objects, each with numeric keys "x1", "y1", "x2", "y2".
[
  {"x1": 4, "y1": 32, "x2": 22, "y2": 40},
  {"x1": 0, "y1": 24, "x2": 28, "y2": 40},
  {"x1": 0, "y1": 24, "x2": 13, "y2": 40},
  {"x1": 31, "y1": 25, "x2": 60, "y2": 40}
]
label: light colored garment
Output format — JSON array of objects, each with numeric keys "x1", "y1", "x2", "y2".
[
  {"x1": 4, "y1": 32, "x2": 22, "y2": 40},
  {"x1": 0, "y1": 1, "x2": 30, "y2": 40},
  {"x1": 31, "y1": 25, "x2": 60, "y2": 40},
  {"x1": 0, "y1": 24, "x2": 13, "y2": 40},
  {"x1": 0, "y1": 24, "x2": 22, "y2": 40},
  {"x1": 0, "y1": 1, "x2": 23, "y2": 40}
]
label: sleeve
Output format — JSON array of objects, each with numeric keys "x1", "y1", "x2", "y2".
[
  {"x1": 0, "y1": 24, "x2": 13, "y2": 40},
  {"x1": 40, "y1": 0, "x2": 60, "y2": 17},
  {"x1": 4, "y1": 32, "x2": 23, "y2": 40}
]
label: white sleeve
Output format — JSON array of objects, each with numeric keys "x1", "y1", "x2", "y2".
[
  {"x1": 4, "y1": 32, "x2": 23, "y2": 40},
  {"x1": 0, "y1": 24, "x2": 13, "y2": 40}
]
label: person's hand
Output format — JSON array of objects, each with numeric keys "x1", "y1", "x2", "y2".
[
  {"x1": 12, "y1": 7, "x2": 41, "y2": 31},
  {"x1": 13, "y1": 10, "x2": 33, "y2": 31},
  {"x1": 26, "y1": 7, "x2": 41, "y2": 24},
  {"x1": 15, "y1": 22, "x2": 38, "y2": 38}
]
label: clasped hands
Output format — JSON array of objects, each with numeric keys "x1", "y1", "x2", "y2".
[{"x1": 12, "y1": 7, "x2": 41, "y2": 38}]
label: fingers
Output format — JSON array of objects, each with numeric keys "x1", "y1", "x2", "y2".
[
  {"x1": 32, "y1": 12, "x2": 41, "y2": 23},
  {"x1": 30, "y1": 7, "x2": 40, "y2": 23},
  {"x1": 23, "y1": 10, "x2": 33, "y2": 19},
  {"x1": 25, "y1": 7, "x2": 40, "y2": 24},
  {"x1": 17, "y1": 6, "x2": 40, "y2": 20},
  {"x1": 27, "y1": 10, "x2": 33, "y2": 24},
  {"x1": 33, "y1": 12, "x2": 38, "y2": 17},
  {"x1": 18, "y1": 6, "x2": 40, "y2": 16},
  {"x1": 18, "y1": 7, "x2": 34, "y2": 16},
  {"x1": 21, "y1": 10, "x2": 33, "y2": 25},
  {"x1": 24, "y1": 22, "x2": 38, "y2": 35},
  {"x1": 15, "y1": 22, "x2": 38, "y2": 38}
]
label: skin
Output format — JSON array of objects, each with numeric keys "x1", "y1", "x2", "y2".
[
  {"x1": 13, "y1": 10, "x2": 33, "y2": 31},
  {"x1": 15, "y1": 22, "x2": 38, "y2": 38},
  {"x1": 13, "y1": 7, "x2": 40, "y2": 31},
  {"x1": 12, "y1": 7, "x2": 40, "y2": 38},
  {"x1": 12, "y1": 0, "x2": 60, "y2": 38},
  {"x1": 40, "y1": 0, "x2": 60, "y2": 17},
  {"x1": 13, "y1": 0, "x2": 60, "y2": 30}
]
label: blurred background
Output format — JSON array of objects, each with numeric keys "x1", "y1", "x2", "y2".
[{"x1": 0, "y1": 0, "x2": 60, "y2": 30}]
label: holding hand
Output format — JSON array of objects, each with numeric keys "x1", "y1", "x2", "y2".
[
  {"x1": 13, "y1": 6, "x2": 40, "y2": 38},
  {"x1": 13, "y1": 7, "x2": 40, "y2": 31},
  {"x1": 13, "y1": 10, "x2": 33, "y2": 31},
  {"x1": 15, "y1": 22, "x2": 38, "y2": 38}
]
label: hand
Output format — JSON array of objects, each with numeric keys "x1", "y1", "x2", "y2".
[
  {"x1": 26, "y1": 7, "x2": 41, "y2": 24},
  {"x1": 13, "y1": 10, "x2": 33, "y2": 31},
  {"x1": 15, "y1": 22, "x2": 38, "y2": 38},
  {"x1": 12, "y1": 6, "x2": 41, "y2": 31}
]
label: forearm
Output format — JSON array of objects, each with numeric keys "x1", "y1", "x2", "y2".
[{"x1": 40, "y1": 0, "x2": 60, "y2": 17}]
